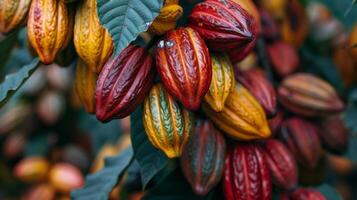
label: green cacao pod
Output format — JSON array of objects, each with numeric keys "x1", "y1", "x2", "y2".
[
  {"x1": 143, "y1": 84, "x2": 194, "y2": 158},
  {"x1": 0, "y1": 0, "x2": 31, "y2": 34}
]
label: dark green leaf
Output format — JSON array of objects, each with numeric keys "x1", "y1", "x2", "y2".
[
  {"x1": 0, "y1": 30, "x2": 19, "y2": 70},
  {"x1": 0, "y1": 58, "x2": 40, "y2": 108},
  {"x1": 97, "y1": 0, "x2": 164, "y2": 56},
  {"x1": 315, "y1": 184, "x2": 343, "y2": 200},
  {"x1": 71, "y1": 147, "x2": 134, "y2": 200},
  {"x1": 130, "y1": 106, "x2": 168, "y2": 189}
]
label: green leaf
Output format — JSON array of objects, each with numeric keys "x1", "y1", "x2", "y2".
[
  {"x1": 97, "y1": 0, "x2": 164, "y2": 55},
  {"x1": 71, "y1": 147, "x2": 134, "y2": 200},
  {"x1": 315, "y1": 184, "x2": 343, "y2": 200},
  {"x1": 0, "y1": 58, "x2": 40, "y2": 108},
  {"x1": 130, "y1": 106, "x2": 169, "y2": 189},
  {"x1": 344, "y1": 89, "x2": 357, "y2": 133},
  {"x1": 0, "y1": 30, "x2": 19, "y2": 70}
]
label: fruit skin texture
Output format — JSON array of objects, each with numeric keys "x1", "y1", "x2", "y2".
[
  {"x1": 143, "y1": 84, "x2": 194, "y2": 158},
  {"x1": 27, "y1": 0, "x2": 69, "y2": 64},
  {"x1": 74, "y1": 0, "x2": 113, "y2": 74},
  {"x1": 156, "y1": 27, "x2": 212, "y2": 110},
  {"x1": 318, "y1": 115, "x2": 348, "y2": 154},
  {"x1": 204, "y1": 53, "x2": 235, "y2": 112},
  {"x1": 262, "y1": 139, "x2": 298, "y2": 190},
  {"x1": 267, "y1": 41, "x2": 299, "y2": 77},
  {"x1": 289, "y1": 188, "x2": 326, "y2": 200},
  {"x1": 13, "y1": 157, "x2": 50, "y2": 183},
  {"x1": 96, "y1": 45, "x2": 154, "y2": 122},
  {"x1": 74, "y1": 59, "x2": 97, "y2": 114},
  {"x1": 279, "y1": 118, "x2": 321, "y2": 169},
  {"x1": 180, "y1": 120, "x2": 226, "y2": 196},
  {"x1": 235, "y1": 68, "x2": 277, "y2": 117},
  {"x1": 278, "y1": 73, "x2": 344, "y2": 117},
  {"x1": 223, "y1": 143, "x2": 271, "y2": 200},
  {"x1": 203, "y1": 84, "x2": 271, "y2": 140},
  {"x1": 0, "y1": 0, "x2": 31, "y2": 34}
]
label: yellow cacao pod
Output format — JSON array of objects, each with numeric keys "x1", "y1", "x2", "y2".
[
  {"x1": 27, "y1": 0, "x2": 70, "y2": 64},
  {"x1": 203, "y1": 84, "x2": 271, "y2": 140},
  {"x1": 204, "y1": 53, "x2": 235, "y2": 112},
  {"x1": 148, "y1": 1, "x2": 183, "y2": 35},
  {"x1": 74, "y1": 0, "x2": 113, "y2": 74},
  {"x1": 13, "y1": 157, "x2": 50, "y2": 183},
  {"x1": 74, "y1": 59, "x2": 97, "y2": 114},
  {"x1": 0, "y1": 0, "x2": 31, "y2": 34},
  {"x1": 143, "y1": 84, "x2": 194, "y2": 158}
]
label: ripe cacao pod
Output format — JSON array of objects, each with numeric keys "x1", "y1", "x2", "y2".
[
  {"x1": 318, "y1": 115, "x2": 348, "y2": 154},
  {"x1": 143, "y1": 84, "x2": 194, "y2": 158},
  {"x1": 180, "y1": 120, "x2": 226, "y2": 196},
  {"x1": 235, "y1": 68, "x2": 277, "y2": 117},
  {"x1": 148, "y1": 0, "x2": 183, "y2": 35},
  {"x1": 74, "y1": 0, "x2": 113, "y2": 73},
  {"x1": 0, "y1": 0, "x2": 31, "y2": 34},
  {"x1": 259, "y1": 9, "x2": 280, "y2": 41},
  {"x1": 259, "y1": 0, "x2": 287, "y2": 20},
  {"x1": 278, "y1": 73, "x2": 344, "y2": 117},
  {"x1": 289, "y1": 188, "x2": 326, "y2": 200},
  {"x1": 279, "y1": 118, "x2": 321, "y2": 169},
  {"x1": 349, "y1": 23, "x2": 357, "y2": 63},
  {"x1": 203, "y1": 84, "x2": 271, "y2": 140},
  {"x1": 49, "y1": 163, "x2": 84, "y2": 193},
  {"x1": 223, "y1": 143, "x2": 271, "y2": 200},
  {"x1": 27, "y1": 0, "x2": 70, "y2": 64},
  {"x1": 156, "y1": 27, "x2": 211, "y2": 110},
  {"x1": 204, "y1": 53, "x2": 235, "y2": 112},
  {"x1": 188, "y1": 0, "x2": 258, "y2": 59},
  {"x1": 96, "y1": 45, "x2": 154, "y2": 122},
  {"x1": 14, "y1": 157, "x2": 50, "y2": 183},
  {"x1": 262, "y1": 139, "x2": 298, "y2": 190},
  {"x1": 268, "y1": 111, "x2": 284, "y2": 136},
  {"x1": 74, "y1": 59, "x2": 97, "y2": 114},
  {"x1": 333, "y1": 46, "x2": 357, "y2": 87},
  {"x1": 266, "y1": 41, "x2": 299, "y2": 77}
]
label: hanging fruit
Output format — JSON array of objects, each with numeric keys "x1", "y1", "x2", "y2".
[{"x1": 0, "y1": 0, "x2": 32, "y2": 34}]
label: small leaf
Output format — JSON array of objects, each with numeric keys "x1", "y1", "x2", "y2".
[
  {"x1": 71, "y1": 147, "x2": 134, "y2": 200},
  {"x1": 0, "y1": 58, "x2": 40, "y2": 108},
  {"x1": 97, "y1": 0, "x2": 164, "y2": 56},
  {"x1": 130, "y1": 106, "x2": 168, "y2": 189},
  {"x1": 315, "y1": 184, "x2": 343, "y2": 200}
]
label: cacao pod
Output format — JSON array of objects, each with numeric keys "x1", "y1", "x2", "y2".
[
  {"x1": 180, "y1": 120, "x2": 226, "y2": 196},
  {"x1": 223, "y1": 143, "x2": 271, "y2": 200},
  {"x1": 317, "y1": 115, "x2": 348, "y2": 154},
  {"x1": 289, "y1": 188, "x2": 326, "y2": 200},
  {"x1": 188, "y1": 0, "x2": 258, "y2": 58},
  {"x1": 235, "y1": 68, "x2": 277, "y2": 117},
  {"x1": 96, "y1": 45, "x2": 154, "y2": 122},
  {"x1": 74, "y1": 59, "x2": 97, "y2": 114},
  {"x1": 259, "y1": 0, "x2": 287, "y2": 20},
  {"x1": 14, "y1": 157, "x2": 50, "y2": 183},
  {"x1": 27, "y1": 0, "x2": 70, "y2": 64},
  {"x1": 262, "y1": 139, "x2": 298, "y2": 190},
  {"x1": 49, "y1": 163, "x2": 84, "y2": 193},
  {"x1": 143, "y1": 84, "x2": 194, "y2": 158},
  {"x1": 259, "y1": 9, "x2": 280, "y2": 41},
  {"x1": 278, "y1": 73, "x2": 344, "y2": 117},
  {"x1": 279, "y1": 118, "x2": 321, "y2": 169},
  {"x1": 267, "y1": 41, "x2": 299, "y2": 77},
  {"x1": 204, "y1": 53, "x2": 235, "y2": 112},
  {"x1": 350, "y1": 23, "x2": 357, "y2": 63},
  {"x1": 74, "y1": 0, "x2": 113, "y2": 73},
  {"x1": 268, "y1": 111, "x2": 284, "y2": 136},
  {"x1": 148, "y1": 0, "x2": 183, "y2": 35},
  {"x1": 0, "y1": 0, "x2": 31, "y2": 34},
  {"x1": 333, "y1": 46, "x2": 357, "y2": 87},
  {"x1": 156, "y1": 27, "x2": 211, "y2": 110},
  {"x1": 23, "y1": 184, "x2": 55, "y2": 200},
  {"x1": 203, "y1": 84, "x2": 271, "y2": 140}
]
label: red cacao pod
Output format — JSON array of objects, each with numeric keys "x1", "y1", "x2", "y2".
[
  {"x1": 180, "y1": 120, "x2": 226, "y2": 196},
  {"x1": 224, "y1": 143, "x2": 271, "y2": 200},
  {"x1": 268, "y1": 111, "x2": 284, "y2": 136},
  {"x1": 289, "y1": 188, "x2": 326, "y2": 200},
  {"x1": 279, "y1": 118, "x2": 321, "y2": 169},
  {"x1": 278, "y1": 73, "x2": 344, "y2": 117},
  {"x1": 188, "y1": 0, "x2": 258, "y2": 60},
  {"x1": 235, "y1": 68, "x2": 277, "y2": 117},
  {"x1": 267, "y1": 41, "x2": 299, "y2": 77},
  {"x1": 318, "y1": 115, "x2": 348, "y2": 154},
  {"x1": 259, "y1": 9, "x2": 280, "y2": 41},
  {"x1": 96, "y1": 45, "x2": 155, "y2": 122},
  {"x1": 262, "y1": 139, "x2": 298, "y2": 190},
  {"x1": 156, "y1": 27, "x2": 211, "y2": 110}
]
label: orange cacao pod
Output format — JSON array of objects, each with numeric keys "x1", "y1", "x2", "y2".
[
  {"x1": 267, "y1": 41, "x2": 299, "y2": 77},
  {"x1": 204, "y1": 53, "x2": 235, "y2": 112},
  {"x1": 14, "y1": 157, "x2": 50, "y2": 182},
  {"x1": 156, "y1": 27, "x2": 212, "y2": 110},
  {"x1": 203, "y1": 84, "x2": 271, "y2": 140},
  {"x1": 74, "y1": 0, "x2": 113, "y2": 73},
  {"x1": 49, "y1": 163, "x2": 84, "y2": 193},
  {"x1": 262, "y1": 139, "x2": 298, "y2": 190},
  {"x1": 27, "y1": 0, "x2": 70, "y2": 64},
  {"x1": 143, "y1": 84, "x2": 194, "y2": 158},
  {"x1": 0, "y1": 0, "x2": 31, "y2": 34},
  {"x1": 224, "y1": 143, "x2": 271, "y2": 200},
  {"x1": 74, "y1": 59, "x2": 97, "y2": 114},
  {"x1": 350, "y1": 23, "x2": 357, "y2": 63},
  {"x1": 333, "y1": 46, "x2": 357, "y2": 87},
  {"x1": 259, "y1": 0, "x2": 287, "y2": 20},
  {"x1": 318, "y1": 115, "x2": 348, "y2": 154},
  {"x1": 278, "y1": 73, "x2": 344, "y2": 117},
  {"x1": 180, "y1": 120, "x2": 226, "y2": 196},
  {"x1": 289, "y1": 188, "x2": 326, "y2": 200}
]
